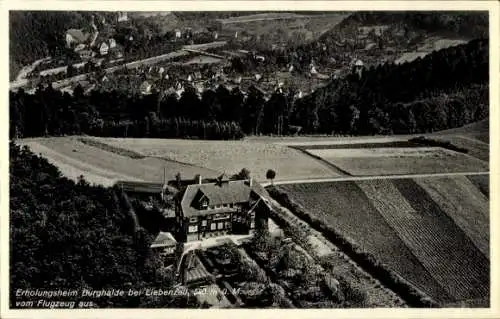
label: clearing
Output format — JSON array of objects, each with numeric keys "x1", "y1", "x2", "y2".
[
  {"x1": 395, "y1": 37, "x2": 468, "y2": 64},
  {"x1": 86, "y1": 137, "x2": 340, "y2": 182}
]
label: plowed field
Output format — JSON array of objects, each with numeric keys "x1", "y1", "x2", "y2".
[{"x1": 277, "y1": 174, "x2": 489, "y2": 304}]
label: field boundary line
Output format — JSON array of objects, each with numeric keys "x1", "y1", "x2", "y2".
[
  {"x1": 289, "y1": 146, "x2": 352, "y2": 176},
  {"x1": 265, "y1": 171, "x2": 490, "y2": 187}
]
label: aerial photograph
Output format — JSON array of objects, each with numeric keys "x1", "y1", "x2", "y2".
[{"x1": 7, "y1": 9, "x2": 490, "y2": 310}]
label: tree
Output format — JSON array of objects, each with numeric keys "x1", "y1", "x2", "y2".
[
  {"x1": 234, "y1": 168, "x2": 251, "y2": 180},
  {"x1": 266, "y1": 169, "x2": 276, "y2": 185},
  {"x1": 175, "y1": 172, "x2": 182, "y2": 188}
]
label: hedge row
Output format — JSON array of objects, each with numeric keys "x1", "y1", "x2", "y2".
[{"x1": 266, "y1": 186, "x2": 440, "y2": 308}]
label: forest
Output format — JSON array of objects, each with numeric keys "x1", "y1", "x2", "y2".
[
  {"x1": 9, "y1": 142, "x2": 204, "y2": 308},
  {"x1": 335, "y1": 11, "x2": 489, "y2": 39},
  {"x1": 10, "y1": 38, "x2": 488, "y2": 139}
]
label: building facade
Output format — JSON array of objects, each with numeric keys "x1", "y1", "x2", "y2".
[{"x1": 174, "y1": 176, "x2": 268, "y2": 242}]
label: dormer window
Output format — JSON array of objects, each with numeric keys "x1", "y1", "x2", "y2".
[
  {"x1": 200, "y1": 198, "x2": 208, "y2": 210},
  {"x1": 192, "y1": 189, "x2": 209, "y2": 210}
]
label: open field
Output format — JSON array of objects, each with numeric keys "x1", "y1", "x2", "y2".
[
  {"x1": 276, "y1": 175, "x2": 489, "y2": 304},
  {"x1": 427, "y1": 135, "x2": 489, "y2": 162},
  {"x1": 395, "y1": 38, "x2": 468, "y2": 64},
  {"x1": 217, "y1": 12, "x2": 308, "y2": 24},
  {"x1": 219, "y1": 13, "x2": 348, "y2": 44},
  {"x1": 86, "y1": 137, "x2": 340, "y2": 182},
  {"x1": 305, "y1": 147, "x2": 488, "y2": 176},
  {"x1": 434, "y1": 119, "x2": 489, "y2": 143},
  {"x1": 18, "y1": 137, "x2": 218, "y2": 186}
]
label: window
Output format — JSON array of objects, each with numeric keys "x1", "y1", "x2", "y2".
[
  {"x1": 188, "y1": 225, "x2": 198, "y2": 233},
  {"x1": 190, "y1": 217, "x2": 198, "y2": 223},
  {"x1": 229, "y1": 203, "x2": 234, "y2": 208},
  {"x1": 225, "y1": 222, "x2": 231, "y2": 229},
  {"x1": 202, "y1": 220, "x2": 207, "y2": 226},
  {"x1": 215, "y1": 204, "x2": 221, "y2": 209},
  {"x1": 210, "y1": 223, "x2": 216, "y2": 231},
  {"x1": 200, "y1": 200, "x2": 208, "y2": 209},
  {"x1": 217, "y1": 222, "x2": 224, "y2": 230}
]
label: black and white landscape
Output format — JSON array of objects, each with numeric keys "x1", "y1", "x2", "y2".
[{"x1": 8, "y1": 10, "x2": 490, "y2": 310}]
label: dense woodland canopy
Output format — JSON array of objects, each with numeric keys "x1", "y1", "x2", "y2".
[
  {"x1": 10, "y1": 142, "x2": 203, "y2": 308},
  {"x1": 334, "y1": 11, "x2": 489, "y2": 39},
  {"x1": 10, "y1": 38, "x2": 489, "y2": 139}
]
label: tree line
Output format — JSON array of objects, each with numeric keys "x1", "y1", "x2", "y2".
[{"x1": 10, "y1": 38, "x2": 488, "y2": 139}]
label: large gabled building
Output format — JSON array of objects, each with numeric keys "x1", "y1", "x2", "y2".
[{"x1": 174, "y1": 175, "x2": 269, "y2": 242}]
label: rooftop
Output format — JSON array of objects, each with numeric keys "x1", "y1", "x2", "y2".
[
  {"x1": 66, "y1": 29, "x2": 90, "y2": 43},
  {"x1": 151, "y1": 231, "x2": 177, "y2": 248},
  {"x1": 180, "y1": 179, "x2": 267, "y2": 217}
]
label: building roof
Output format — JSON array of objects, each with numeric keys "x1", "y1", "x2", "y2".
[
  {"x1": 354, "y1": 59, "x2": 364, "y2": 67},
  {"x1": 66, "y1": 29, "x2": 90, "y2": 43},
  {"x1": 185, "y1": 253, "x2": 213, "y2": 284},
  {"x1": 180, "y1": 179, "x2": 267, "y2": 217},
  {"x1": 151, "y1": 231, "x2": 177, "y2": 248}
]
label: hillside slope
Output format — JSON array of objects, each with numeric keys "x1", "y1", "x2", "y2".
[{"x1": 329, "y1": 11, "x2": 488, "y2": 39}]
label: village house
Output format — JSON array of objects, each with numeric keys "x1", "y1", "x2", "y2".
[
  {"x1": 117, "y1": 11, "x2": 128, "y2": 22},
  {"x1": 65, "y1": 29, "x2": 90, "y2": 48},
  {"x1": 78, "y1": 49, "x2": 95, "y2": 60},
  {"x1": 151, "y1": 231, "x2": 178, "y2": 257},
  {"x1": 108, "y1": 38, "x2": 117, "y2": 49},
  {"x1": 174, "y1": 29, "x2": 182, "y2": 39},
  {"x1": 140, "y1": 80, "x2": 152, "y2": 95},
  {"x1": 174, "y1": 175, "x2": 269, "y2": 242},
  {"x1": 99, "y1": 42, "x2": 109, "y2": 56},
  {"x1": 74, "y1": 43, "x2": 87, "y2": 52}
]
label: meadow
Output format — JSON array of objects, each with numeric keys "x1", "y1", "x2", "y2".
[
  {"x1": 18, "y1": 137, "x2": 218, "y2": 186},
  {"x1": 395, "y1": 37, "x2": 468, "y2": 64},
  {"x1": 86, "y1": 137, "x2": 340, "y2": 182},
  {"x1": 305, "y1": 147, "x2": 488, "y2": 176}
]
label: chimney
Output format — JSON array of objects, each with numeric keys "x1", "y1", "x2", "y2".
[
  {"x1": 249, "y1": 178, "x2": 253, "y2": 187},
  {"x1": 198, "y1": 175, "x2": 202, "y2": 185}
]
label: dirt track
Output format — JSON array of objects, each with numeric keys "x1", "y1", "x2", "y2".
[{"x1": 262, "y1": 171, "x2": 489, "y2": 187}]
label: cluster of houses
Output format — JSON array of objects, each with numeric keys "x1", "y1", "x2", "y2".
[{"x1": 65, "y1": 13, "x2": 125, "y2": 61}]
